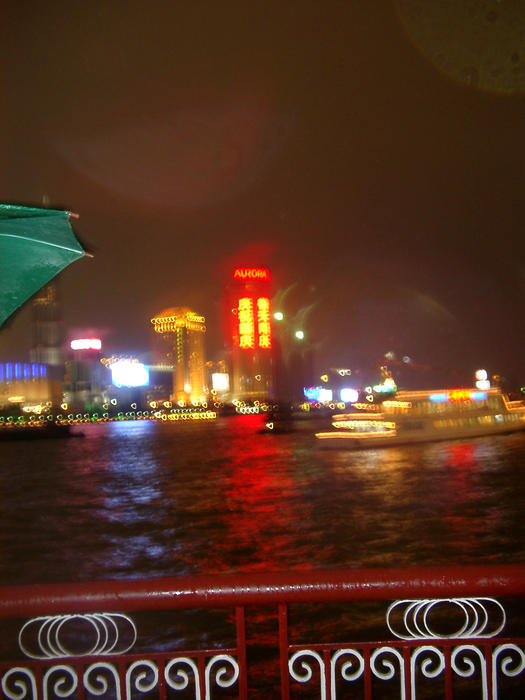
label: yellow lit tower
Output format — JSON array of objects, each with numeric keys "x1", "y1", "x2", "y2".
[{"x1": 151, "y1": 308, "x2": 207, "y2": 404}]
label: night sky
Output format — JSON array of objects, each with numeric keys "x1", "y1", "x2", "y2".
[{"x1": 2, "y1": 1, "x2": 524, "y2": 387}]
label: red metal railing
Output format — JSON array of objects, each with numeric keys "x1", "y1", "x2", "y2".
[{"x1": 0, "y1": 564, "x2": 524, "y2": 698}]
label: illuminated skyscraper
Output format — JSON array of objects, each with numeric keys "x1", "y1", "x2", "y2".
[
  {"x1": 151, "y1": 307, "x2": 206, "y2": 403},
  {"x1": 226, "y1": 267, "x2": 273, "y2": 400},
  {"x1": 29, "y1": 283, "x2": 65, "y2": 404},
  {"x1": 29, "y1": 283, "x2": 64, "y2": 367}
]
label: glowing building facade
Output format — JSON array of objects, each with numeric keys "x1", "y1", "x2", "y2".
[
  {"x1": 0, "y1": 361, "x2": 60, "y2": 410},
  {"x1": 151, "y1": 308, "x2": 206, "y2": 403},
  {"x1": 63, "y1": 336, "x2": 106, "y2": 408},
  {"x1": 226, "y1": 267, "x2": 273, "y2": 400},
  {"x1": 29, "y1": 283, "x2": 65, "y2": 371}
]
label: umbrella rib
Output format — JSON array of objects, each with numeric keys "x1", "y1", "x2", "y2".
[{"x1": 0, "y1": 233, "x2": 84, "y2": 256}]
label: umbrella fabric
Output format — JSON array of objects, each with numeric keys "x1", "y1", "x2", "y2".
[{"x1": 0, "y1": 204, "x2": 87, "y2": 327}]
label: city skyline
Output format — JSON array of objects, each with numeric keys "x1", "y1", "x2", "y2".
[{"x1": 2, "y1": 1, "x2": 524, "y2": 385}]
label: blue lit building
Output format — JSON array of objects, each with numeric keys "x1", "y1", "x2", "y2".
[{"x1": 0, "y1": 361, "x2": 61, "y2": 410}]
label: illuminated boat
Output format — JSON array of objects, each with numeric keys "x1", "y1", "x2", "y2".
[{"x1": 315, "y1": 387, "x2": 525, "y2": 449}]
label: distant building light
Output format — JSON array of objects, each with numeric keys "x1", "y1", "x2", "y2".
[
  {"x1": 475, "y1": 379, "x2": 491, "y2": 390},
  {"x1": 475, "y1": 369, "x2": 490, "y2": 390},
  {"x1": 212, "y1": 373, "x2": 230, "y2": 392},
  {"x1": 318, "y1": 388, "x2": 333, "y2": 403},
  {"x1": 340, "y1": 388, "x2": 359, "y2": 403},
  {"x1": 304, "y1": 387, "x2": 332, "y2": 403},
  {"x1": 70, "y1": 338, "x2": 102, "y2": 351},
  {"x1": 23, "y1": 404, "x2": 44, "y2": 414},
  {"x1": 274, "y1": 311, "x2": 284, "y2": 321},
  {"x1": 110, "y1": 360, "x2": 149, "y2": 388},
  {"x1": 295, "y1": 330, "x2": 305, "y2": 340},
  {"x1": 304, "y1": 386, "x2": 322, "y2": 401},
  {"x1": 373, "y1": 378, "x2": 397, "y2": 393}
]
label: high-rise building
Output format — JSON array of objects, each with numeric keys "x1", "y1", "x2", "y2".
[
  {"x1": 28, "y1": 283, "x2": 65, "y2": 404},
  {"x1": 151, "y1": 308, "x2": 206, "y2": 403},
  {"x1": 226, "y1": 267, "x2": 273, "y2": 401},
  {"x1": 29, "y1": 283, "x2": 64, "y2": 367},
  {"x1": 0, "y1": 361, "x2": 58, "y2": 410},
  {"x1": 63, "y1": 336, "x2": 106, "y2": 408}
]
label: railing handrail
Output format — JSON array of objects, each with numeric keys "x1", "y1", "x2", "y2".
[{"x1": 1, "y1": 564, "x2": 524, "y2": 618}]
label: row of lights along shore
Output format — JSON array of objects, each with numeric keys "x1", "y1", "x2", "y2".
[{"x1": 0, "y1": 267, "x2": 503, "y2": 422}]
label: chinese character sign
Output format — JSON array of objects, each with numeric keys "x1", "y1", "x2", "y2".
[
  {"x1": 257, "y1": 297, "x2": 271, "y2": 348},
  {"x1": 237, "y1": 296, "x2": 272, "y2": 349},
  {"x1": 238, "y1": 297, "x2": 255, "y2": 348}
]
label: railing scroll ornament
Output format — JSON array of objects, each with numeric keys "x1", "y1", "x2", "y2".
[
  {"x1": 0, "y1": 567, "x2": 523, "y2": 698},
  {"x1": 10, "y1": 612, "x2": 241, "y2": 699},
  {"x1": 288, "y1": 597, "x2": 524, "y2": 699},
  {"x1": 289, "y1": 650, "x2": 326, "y2": 698}
]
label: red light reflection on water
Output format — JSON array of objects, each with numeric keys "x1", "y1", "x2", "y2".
[
  {"x1": 206, "y1": 414, "x2": 316, "y2": 573},
  {"x1": 441, "y1": 442, "x2": 498, "y2": 557}
]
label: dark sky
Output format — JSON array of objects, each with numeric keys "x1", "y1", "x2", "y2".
[{"x1": 2, "y1": 1, "x2": 524, "y2": 386}]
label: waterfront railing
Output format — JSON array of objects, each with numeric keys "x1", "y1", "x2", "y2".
[{"x1": 0, "y1": 564, "x2": 524, "y2": 698}]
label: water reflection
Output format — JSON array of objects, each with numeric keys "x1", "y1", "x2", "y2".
[{"x1": 0, "y1": 418, "x2": 523, "y2": 585}]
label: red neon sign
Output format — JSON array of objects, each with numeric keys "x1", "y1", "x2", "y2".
[
  {"x1": 257, "y1": 297, "x2": 271, "y2": 348},
  {"x1": 236, "y1": 296, "x2": 272, "y2": 350},
  {"x1": 238, "y1": 298, "x2": 255, "y2": 349},
  {"x1": 233, "y1": 268, "x2": 270, "y2": 281},
  {"x1": 70, "y1": 338, "x2": 102, "y2": 351},
  {"x1": 448, "y1": 389, "x2": 472, "y2": 401}
]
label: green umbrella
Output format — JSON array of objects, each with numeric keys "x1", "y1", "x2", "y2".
[{"x1": 0, "y1": 203, "x2": 89, "y2": 327}]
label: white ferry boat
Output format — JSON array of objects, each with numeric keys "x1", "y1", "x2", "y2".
[{"x1": 315, "y1": 387, "x2": 525, "y2": 449}]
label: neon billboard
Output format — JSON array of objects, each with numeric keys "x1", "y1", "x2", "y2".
[
  {"x1": 430, "y1": 390, "x2": 488, "y2": 402},
  {"x1": 110, "y1": 360, "x2": 149, "y2": 388},
  {"x1": 236, "y1": 296, "x2": 272, "y2": 349},
  {"x1": 70, "y1": 338, "x2": 102, "y2": 351},
  {"x1": 232, "y1": 267, "x2": 272, "y2": 350},
  {"x1": 238, "y1": 297, "x2": 255, "y2": 349},
  {"x1": 233, "y1": 267, "x2": 270, "y2": 281},
  {"x1": 256, "y1": 297, "x2": 271, "y2": 348}
]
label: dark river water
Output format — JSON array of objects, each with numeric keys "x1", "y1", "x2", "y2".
[{"x1": 0, "y1": 414, "x2": 524, "y2": 586}]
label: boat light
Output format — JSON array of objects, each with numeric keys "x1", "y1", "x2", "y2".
[{"x1": 430, "y1": 390, "x2": 488, "y2": 402}]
